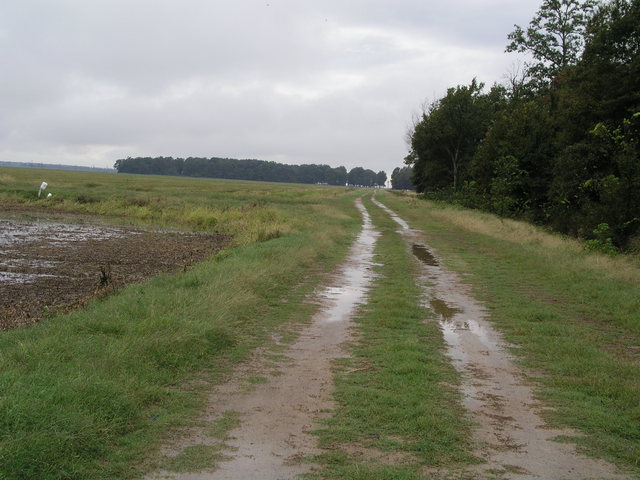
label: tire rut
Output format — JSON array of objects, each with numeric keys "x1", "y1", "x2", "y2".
[
  {"x1": 372, "y1": 196, "x2": 628, "y2": 480},
  {"x1": 145, "y1": 197, "x2": 379, "y2": 480}
]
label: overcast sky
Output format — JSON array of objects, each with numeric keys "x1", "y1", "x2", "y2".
[{"x1": 0, "y1": 0, "x2": 540, "y2": 173}]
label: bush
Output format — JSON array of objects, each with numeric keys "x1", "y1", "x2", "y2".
[{"x1": 584, "y1": 223, "x2": 619, "y2": 255}]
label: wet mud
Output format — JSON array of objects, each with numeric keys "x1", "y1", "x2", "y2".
[
  {"x1": 411, "y1": 243, "x2": 438, "y2": 266},
  {"x1": 372, "y1": 196, "x2": 627, "y2": 480},
  {"x1": 146, "y1": 197, "x2": 379, "y2": 480},
  {"x1": 0, "y1": 216, "x2": 229, "y2": 330}
]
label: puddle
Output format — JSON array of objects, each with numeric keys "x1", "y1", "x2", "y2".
[
  {"x1": 0, "y1": 258, "x2": 61, "y2": 269},
  {"x1": 412, "y1": 243, "x2": 438, "y2": 266},
  {"x1": 317, "y1": 199, "x2": 379, "y2": 324},
  {"x1": 0, "y1": 220, "x2": 131, "y2": 248},
  {"x1": 429, "y1": 297, "x2": 461, "y2": 320},
  {"x1": 0, "y1": 220, "x2": 134, "y2": 287},
  {"x1": 0, "y1": 271, "x2": 60, "y2": 284},
  {"x1": 0, "y1": 258, "x2": 64, "y2": 285},
  {"x1": 372, "y1": 195, "x2": 627, "y2": 480}
]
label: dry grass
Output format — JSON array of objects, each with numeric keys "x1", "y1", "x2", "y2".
[
  {"x1": 183, "y1": 205, "x2": 291, "y2": 246},
  {"x1": 427, "y1": 203, "x2": 580, "y2": 251},
  {"x1": 0, "y1": 174, "x2": 16, "y2": 184},
  {"x1": 420, "y1": 200, "x2": 640, "y2": 284}
]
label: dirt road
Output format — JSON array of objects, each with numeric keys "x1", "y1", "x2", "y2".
[
  {"x1": 372, "y1": 196, "x2": 626, "y2": 480},
  {"x1": 146, "y1": 198, "x2": 379, "y2": 479},
  {"x1": 143, "y1": 196, "x2": 628, "y2": 480}
]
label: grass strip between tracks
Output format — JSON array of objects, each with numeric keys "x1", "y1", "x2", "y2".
[
  {"x1": 0, "y1": 173, "x2": 362, "y2": 480},
  {"x1": 311, "y1": 196, "x2": 476, "y2": 480},
  {"x1": 378, "y1": 190, "x2": 640, "y2": 475}
]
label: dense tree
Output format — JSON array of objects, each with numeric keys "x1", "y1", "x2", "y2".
[
  {"x1": 405, "y1": 0, "x2": 640, "y2": 249},
  {"x1": 331, "y1": 166, "x2": 348, "y2": 186},
  {"x1": 470, "y1": 100, "x2": 555, "y2": 220},
  {"x1": 114, "y1": 157, "x2": 183, "y2": 175},
  {"x1": 347, "y1": 167, "x2": 378, "y2": 187},
  {"x1": 115, "y1": 156, "x2": 364, "y2": 187},
  {"x1": 547, "y1": 0, "x2": 640, "y2": 242},
  {"x1": 506, "y1": 0, "x2": 596, "y2": 88},
  {"x1": 407, "y1": 80, "x2": 506, "y2": 193},
  {"x1": 548, "y1": 113, "x2": 640, "y2": 244},
  {"x1": 390, "y1": 166, "x2": 415, "y2": 190}
]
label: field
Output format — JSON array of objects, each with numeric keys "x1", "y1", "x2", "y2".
[
  {"x1": 0, "y1": 167, "x2": 362, "y2": 479},
  {"x1": 0, "y1": 167, "x2": 638, "y2": 480},
  {"x1": 0, "y1": 219, "x2": 229, "y2": 330}
]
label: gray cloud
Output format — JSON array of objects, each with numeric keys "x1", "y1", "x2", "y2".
[{"x1": 0, "y1": 0, "x2": 540, "y2": 172}]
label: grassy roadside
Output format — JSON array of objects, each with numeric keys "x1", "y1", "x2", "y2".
[
  {"x1": 378, "y1": 190, "x2": 640, "y2": 473},
  {"x1": 311, "y1": 196, "x2": 476, "y2": 479},
  {"x1": 0, "y1": 169, "x2": 362, "y2": 480}
]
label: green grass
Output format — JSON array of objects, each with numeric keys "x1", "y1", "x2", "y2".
[
  {"x1": 5, "y1": 167, "x2": 637, "y2": 477},
  {"x1": 209, "y1": 410, "x2": 241, "y2": 440},
  {"x1": 0, "y1": 167, "x2": 355, "y2": 245},
  {"x1": 160, "y1": 444, "x2": 223, "y2": 473},
  {"x1": 311, "y1": 196, "x2": 476, "y2": 479},
  {"x1": 378, "y1": 190, "x2": 640, "y2": 474},
  {"x1": 0, "y1": 167, "x2": 362, "y2": 479}
]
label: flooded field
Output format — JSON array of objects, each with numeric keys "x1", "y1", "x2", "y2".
[{"x1": 0, "y1": 217, "x2": 229, "y2": 330}]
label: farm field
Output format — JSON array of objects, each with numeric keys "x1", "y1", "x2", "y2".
[
  {"x1": 0, "y1": 167, "x2": 638, "y2": 480},
  {"x1": 0, "y1": 219, "x2": 228, "y2": 330}
]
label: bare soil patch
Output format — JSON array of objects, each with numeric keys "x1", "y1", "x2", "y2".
[{"x1": 0, "y1": 213, "x2": 229, "y2": 330}]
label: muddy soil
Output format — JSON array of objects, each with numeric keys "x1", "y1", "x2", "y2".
[
  {"x1": 0, "y1": 214, "x2": 229, "y2": 330},
  {"x1": 372, "y1": 197, "x2": 627, "y2": 480},
  {"x1": 146, "y1": 198, "x2": 379, "y2": 480}
]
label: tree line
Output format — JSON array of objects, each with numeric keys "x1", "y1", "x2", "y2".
[
  {"x1": 390, "y1": 166, "x2": 415, "y2": 190},
  {"x1": 405, "y1": 0, "x2": 639, "y2": 251},
  {"x1": 114, "y1": 156, "x2": 387, "y2": 188}
]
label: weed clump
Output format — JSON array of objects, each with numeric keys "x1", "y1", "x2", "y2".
[{"x1": 584, "y1": 223, "x2": 619, "y2": 255}]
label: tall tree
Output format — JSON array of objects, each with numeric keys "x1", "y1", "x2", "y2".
[
  {"x1": 407, "y1": 80, "x2": 505, "y2": 192},
  {"x1": 390, "y1": 166, "x2": 415, "y2": 190},
  {"x1": 470, "y1": 100, "x2": 555, "y2": 219},
  {"x1": 547, "y1": 0, "x2": 640, "y2": 244},
  {"x1": 375, "y1": 170, "x2": 387, "y2": 187},
  {"x1": 404, "y1": 0, "x2": 640, "y2": 249},
  {"x1": 506, "y1": 0, "x2": 596, "y2": 88}
]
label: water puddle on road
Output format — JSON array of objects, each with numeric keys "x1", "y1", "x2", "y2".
[
  {"x1": 318, "y1": 203, "x2": 379, "y2": 323},
  {"x1": 372, "y1": 196, "x2": 626, "y2": 480},
  {"x1": 411, "y1": 243, "x2": 438, "y2": 266},
  {"x1": 429, "y1": 297, "x2": 461, "y2": 320}
]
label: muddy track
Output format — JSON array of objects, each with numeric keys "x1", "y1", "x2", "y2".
[
  {"x1": 141, "y1": 196, "x2": 628, "y2": 480},
  {"x1": 0, "y1": 217, "x2": 229, "y2": 330},
  {"x1": 372, "y1": 197, "x2": 628, "y2": 480},
  {"x1": 145, "y1": 197, "x2": 379, "y2": 480}
]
